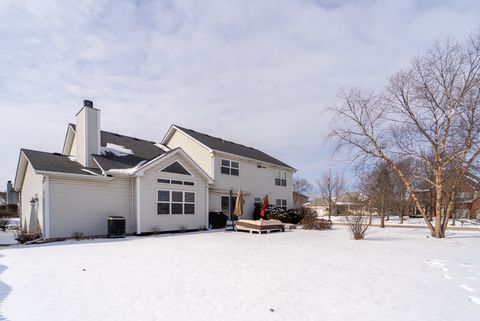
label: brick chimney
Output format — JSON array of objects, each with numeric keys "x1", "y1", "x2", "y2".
[{"x1": 76, "y1": 100, "x2": 100, "y2": 167}]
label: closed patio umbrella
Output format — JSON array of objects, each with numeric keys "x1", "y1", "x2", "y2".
[
  {"x1": 233, "y1": 190, "x2": 244, "y2": 217},
  {"x1": 260, "y1": 195, "x2": 269, "y2": 219}
]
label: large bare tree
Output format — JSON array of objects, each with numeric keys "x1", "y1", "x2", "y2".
[
  {"x1": 332, "y1": 32, "x2": 480, "y2": 238},
  {"x1": 315, "y1": 171, "x2": 345, "y2": 220}
]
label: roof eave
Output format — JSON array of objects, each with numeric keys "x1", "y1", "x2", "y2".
[{"x1": 212, "y1": 149, "x2": 296, "y2": 171}]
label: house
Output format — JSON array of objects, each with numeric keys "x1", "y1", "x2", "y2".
[
  {"x1": 292, "y1": 191, "x2": 309, "y2": 209},
  {"x1": 14, "y1": 100, "x2": 295, "y2": 239},
  {"x1": 411, "y1": 173, "x2": 480, "y2": 220},
  {"x1": 304, "y1": 192, "x2": 366, "y2": 217}
]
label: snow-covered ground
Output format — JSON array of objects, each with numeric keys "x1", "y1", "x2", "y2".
[
  {"x1": 330, "y1": 215, "x2": 480, "y2": 229},
  {"x1": 1, "y1": 227, "x2": 480, "y2": 321}
]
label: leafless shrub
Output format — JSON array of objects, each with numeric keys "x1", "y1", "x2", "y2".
[
  {"x1": 180, "y1": 225, "x2": 187, "y2": 233},
  {"x1": 0, "y1": 217, "x2": 10, "y2": 232},
  {"x1": 71, "y1": 231, "x2": 85, "y2": 241},
  {"x1": 301, "y1": 210, "x2": 332, "y2": 230},
  {"x1": 15, "y1": 226, "x2": 42, "y2": 243},
  {"x1": 345, "y1": 214, "x2": 369, "y2": 240},
  {"x1": 150, "y1": 226, "x2": 162, "y2": 235}
]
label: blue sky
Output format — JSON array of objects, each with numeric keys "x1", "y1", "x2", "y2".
[{"x1": 0, "y1": 0, "x2": 479, "y2": 192}]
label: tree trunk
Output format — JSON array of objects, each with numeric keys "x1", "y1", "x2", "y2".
[
  {"x1": 433, "y1": 168, "x2": 445, "y2": 238},
  {"x1": 400, "y1": 204, "x2": 404, "y2": 224},
  {"x1": 380, "y1": 196, "x2": 385, "y2": 228}
]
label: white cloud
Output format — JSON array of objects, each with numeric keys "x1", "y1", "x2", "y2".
[{"x1": 0, "y1": 0, "x2": 479, "y2": 189}]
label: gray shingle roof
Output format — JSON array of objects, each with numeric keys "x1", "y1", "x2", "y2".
[
  {"x1": 173, "y1": 125, "x2": 294, "y2": 169},
  {"x1": 22, "y1": 149, "x2": 103, "y2": 176},
  {"x1": 69, "y1": 124, "x2": 167, "y2": 171}
]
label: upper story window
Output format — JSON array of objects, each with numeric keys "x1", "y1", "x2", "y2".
[
  {"x1": 221, "y1": 159, "x2": 239, "y2": 176},
  {"x1": 275, "y1": 170, "x2": 287, "y2": 186}
]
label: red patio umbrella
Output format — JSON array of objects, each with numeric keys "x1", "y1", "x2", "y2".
[{"x1": 260, "y1": 195, "x2": 269, "y2": 219}]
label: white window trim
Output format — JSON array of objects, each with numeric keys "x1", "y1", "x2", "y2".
[
  {"x1": 158, "y1": 160, "x2": 194, "y2": 176},
  {"x1": 156, "y1": 177, "x2": 196, "y2": 186},
  {"x1": 275, "y1": 198, "x2": 287, "y2": 210},
  {"x1": 275, "y1": 170, "x2": 287, "y2": 186},
  {"x1": 156, "y1": 189, "x2": 196, "y2": 215},
  {"x1": 220, "y1": 158, "x2": 240, "y2": 176}
]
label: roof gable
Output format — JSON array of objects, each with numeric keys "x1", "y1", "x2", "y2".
[
  {"x1": 166, "y1": 125, "x2": 295, "y2": 170},
  {"x1": 161, "y1": 161, "x2": 191, "y2": 176}
]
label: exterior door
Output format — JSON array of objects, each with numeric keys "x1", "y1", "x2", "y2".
[{"x1": 221, "y1": 195, "x2": 237, "y2": 220}]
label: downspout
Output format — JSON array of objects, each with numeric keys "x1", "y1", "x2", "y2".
[
  {"x1": 205, "y1": 185, "x2": 209, "y2": 229},
  {"x1": 136, "y1": 176, "x2": 142, "y2": 235},
  {"x1": 43, "y1": 175, "x2": 50, "y2": 239}
]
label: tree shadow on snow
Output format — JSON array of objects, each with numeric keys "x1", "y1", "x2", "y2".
[
  {"x1": 445, "y1": 232, "x2": 480, "y2": 239},
  {"x1": 0, "y1": 254, "x2": 12, "y2": 321}
]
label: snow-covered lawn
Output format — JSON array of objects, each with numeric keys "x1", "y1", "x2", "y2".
[
  {"x1": 1, "y1": 227, "x2": 480, "y2": 321},
  {"x1": 330, "y1": 215, "x2": 480, "y2": 229}
]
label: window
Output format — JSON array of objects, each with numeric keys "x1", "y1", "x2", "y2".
[
  {"x1": 157, "y1": 190, "x2": 196, "y2": 215},
  {"x1": 275, "y1": 170, "x2": 287, "y2": 186},
  {"x1": 157, "y1": 190, "x2": 170, "y2": 214},
  {"x1": 184, "y1": 192, "x2": 195, "y2": 214},
  {"x1": 254, "y1": 197, "x2": 262, "y2": 207},
  {"x1": 221, "y1": 159, "x2": 239, "y2": 176},
  {"x1": 171, "y1": 191, "x2": 183, "y2": 214},
  {"x1": 157, "y1": 178, "x2": 195, "y2": 186},
  {"x1": 276, "y1": 199, "x2": 287, "y2": 210},
  {"x1": 161, "y1": 161, "x2": 191, "y2": 175}
]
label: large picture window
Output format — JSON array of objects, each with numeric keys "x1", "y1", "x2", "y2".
[
  {"x1": 221, "y1": 159, "x2": 239, "y2": 176},
  {"x1": 157, "y1": 190, "x2": 196, "y2": 215},
  {"x1": 275, "y1": 170, "x2": 287, "y2": 186}
]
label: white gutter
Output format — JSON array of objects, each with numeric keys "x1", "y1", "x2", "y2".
[
  {"x1": 213, "y1": 150, "x2": 296, "y2": 172},
  {"x1": 36, "y1": 170, "x2": 114, "y2": 181}
]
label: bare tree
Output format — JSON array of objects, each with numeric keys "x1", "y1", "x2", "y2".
[
  {"x1": 315, "y1": 171, "x2": 345, "y2": 220},
  {"x1": 293, "y1": 177, "x2": 313, "y2": 208},
  {"x1": 293, "y1": 177, "x2": 312, "y2": 195},
  {"x1": 332, "y1": 32, "x2": 480, "y2": 238},
  {"x1": 357, "y1": 162, "x2": 397, "y2": 228}
]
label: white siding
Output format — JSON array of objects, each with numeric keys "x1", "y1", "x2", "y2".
[
  {"x1": 137, "y1": 154, "x2": 207, "y2": 233},
  {"x1": 49, "y1": 177, "x2": 133, "y2": 238},
  {"x1": 165, "y1": 129, "x2": 213, "y2": 177},
  {"x1": 76, "y1": 110, "x2": 86, "y2": 166},
  {"x1": 70, "y1": 134, "x2": 77, "y2": 157},
  {"x1": 20, "y1": 163, "x2": 44, "y2": 234},
  {"x1": 211, "y1": 152, "x2": 294, "y2": 219},
  {"x1": 86, "y1": 107, "x2": 100, "y2": 166},
  {"x1": 75, "y1": 107, "x2": 100, "y2": 168}
]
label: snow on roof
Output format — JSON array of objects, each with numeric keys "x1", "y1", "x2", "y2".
[
  {"x1": 100, "y1": 143, "x2": 134, "y2": 157},
  {"x1": 106, "y1": 160, "x2": 147, "y2": 175}
]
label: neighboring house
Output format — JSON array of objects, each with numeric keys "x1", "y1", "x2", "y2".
[
  {"x1": 305, "y1": 192, "x2": 366, "y2": 217},
  {"x1": 14, "y1": 100, "x2": 295, "y2": 239},
  {"x1": 6, "y1": 180, "x2": 19, "y2": 205},
  {"x1": 0, "y1": 192, "x2": 6, "y2": 206},
  {"x1": 292, "y1": 191, "x2": 309, "y2": 209},
  {"x1": 412, "y1": 173, "x2": 480, "y2": 220}
]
